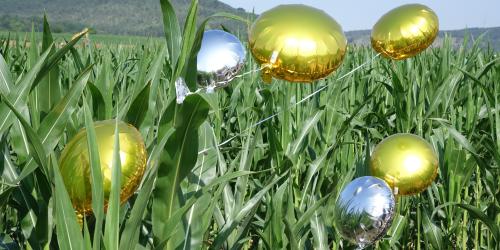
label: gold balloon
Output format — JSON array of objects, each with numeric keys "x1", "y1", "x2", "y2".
[
  {"x1": 371, "y1": 4, "x2": 439, "y2": 60},
  {"x1": 59, "y1": 120, "x2": 147, "y2": 215},
  {"x1": 370, "y1": 134, "x2": 438, "y2": 195},
  {"x1": 249, "y1": 4, "x2": 347, "y2": 83}
]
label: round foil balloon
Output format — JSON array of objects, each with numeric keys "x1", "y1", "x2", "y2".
[
  {"x1": 197, "y1": 30, "x2": 246, "y2": 89},
  {"x1": 334, "y1": 176, "x2": 396, "y2": 248},
  {"x1": 59, "y1": 120, "x2": 147, "y2": 215},
  {"x1": 371, "y1": 4, "x2": 439, "y2": 60},
  {"x1": 370, "y1": 133, "x2": 438, "y2": 195},
  {"x1": 249, "y1": 4, "x2": 347, "y2": 83}
]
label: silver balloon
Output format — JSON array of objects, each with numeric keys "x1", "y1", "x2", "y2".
[
  {"x1": 197, "y1": 30, "x2": 246, "y2": 90},
  {"x1": 334, "y1": 176, "x2": 396, "y2": 248}
]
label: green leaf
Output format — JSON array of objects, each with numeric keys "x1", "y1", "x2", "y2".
[
  {"x1": 17, "y1": 66, "x2": 92, "y2": 182},
  {"x1": 288, "y1": 110, "x2": 324, "y2": 156},
  {"x1": 0, "y1": 53, "x2": 13, "y2": 95},
  {"x1": 41, "y1": 15, "x2": 54, "y2": 53},
  {"x1": 182, "y1": 122, "x2": 218, "y2": 250},
  {"x1": 422, "y1": 211, "x2": 443, "y2": 249},
  {"x1": 0, "y1": 188, "x2": 13, "y2": 209},
  {"x1": 0, "y1": 46, "x2": 52, "y2": 135},
  {"x1": 159, "y1": 0, "x2": 181, "y2": 66},
  {"x1": 120, "y1": 124, "x2": 176, "y2": 250},
  {"x1": 83, "y1": 219, "x2": 92, "y2": 250},
  {"x1": 141, "y1": 46, "x2": 166, "y2": 133},
  {"x1": 270, "y1": 181, "x2": 288, "y2": 248},
  {"x1": 300, "y1": 147, "x2": 330, "y2": 209},
  {"x1": 28, "y1": 24, "x2": 39, "y2": 69},
  {"x1": 455, "y1": 66, "x2": 495, "y2": 104},
  {"x1": 284, "y1": 218, "x2": 299, "y2": 250},
  {"x1": 32, "y1": 29, "x2": 89, "y2": 89},
  {"x1": 451, "y1": 202, "x2": 498, "y2": 243},
  {"x1": 435, "y1": 202, "x2": 499, "y2": 242},
  {"x1": 212, "y1": 174, "x2": 285, "y2": 249},
  {"x1": 104, "y1": 119, "x2": 121, "y2": 250},
  {"x1": 234, "y1": 129, "x2": 259, "y2": 215},
  {"x1": 152, "y1": 94, "x2": 209, "y2": 246},
  {"x1": 94, "y1": 58, "x2": 113, "y2": 119},
  {"x1": 309, "y1": 196, "x2": 328, "y2": 250},
  {"x1": 154, "y1": 170, "x2": 256, "y2": 249},
  {"x1": 87, "y1": 82, "x2": 106, "y2": 120},
  {"x1": 292, "y1": 195, "x2": 330, "y2": 236},
  {"x1": 69, "y1": 46, "x2": 85, "y2": 72},
  {"x1": 52, "y1": 154, "x2": 85, "y2": 250},
  {"x1": 9, "y1": 119, "x2": 31, "y2": 164},
  {"x1": 16, "y1": 183, "x2": 38, "y2": 241},
  {"x1": 2, "y1": 138, "x2": 38, "y2": 241},
  {"x1": 2, "y1": 139, "x2": 19, "y2": 185},
  {"x1": 83, "y1": 98, "x2": 104, "y2": 250},
  {"x1": 118, "y1": 170, "x2": 156, "y2": 250},
  {"x1": 1, "y1": 32, "x2": 10, "y2": 57},
  {"x1": 476, "y1": 57, "x2": 500, "y2": 80},
  {"x1": 435, "y1": 120, "x2": 479, "y2": 155},
  {"x1": 170, "y1": 0, "x2": 199, "y2": 92},
  {"x1": 387, "y1": 215, "x2": 407, "y2": 247},
  {"x1": 38, "y1": 14, "x2": 61, "y2": 114},
  {"x1": 125, "y1": 81, "x2": 151, "y2": 128},
  {"x1": 0, "y1": 93, "x2": 48, "y2": 176}
]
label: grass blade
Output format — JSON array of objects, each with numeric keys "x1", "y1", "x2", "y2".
[
  {"x1": 52, "y1": 154, "x2": 85, "y2": 250},
  {"x1": 435, "y1": 202, "x2": 499, "y2": 243},
  {"x1": 0, "y1": 93, "x2": 48, "y2": 176},
  {"x1": 212, "y1": 174, "x2": 285, "y2": 249},
  {"x1": 38, "y1": 14, "x2": 61, "y2": 113},
  {"x1": 104, "y1": 119, "x2": 121, "y2": 250},
  {"x1": 125, "y1": 81, "x2": 150, "y2": 128},
  {"x1": 32, "y1": 29, "x2": 89, "y2": 89},
  {"x1": 0, "y1": 53, "x2": 13, "y2": 95},
  {"x1": 159, "y1": 0, "x2": 181, "y2": 65},
  {"x1": 83, "y1": 98, "x2": 104, "y2": 250},
  {"x1": 17, "y1": 66, "x2": 92, "y2": 181},
  {"x1": 152, "y1": 94, "x2": 209, "y2": 246},
  {"x1": 0, "y1": 46, "x2": 52, "y2": 134},
  {"x1": 422, "y1": 210, "x2": 443, "y2": 249}
]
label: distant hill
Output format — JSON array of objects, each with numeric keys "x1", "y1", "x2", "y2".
[
  {"x1": 0, "y1": 0, "x2": 254, "y2": 36},
  {"x1": 0, "y1": 0, "x2": 499, "y2": 50},
  {"x1": 346, "y1": 27, "x2": 500, "y2": 51}
]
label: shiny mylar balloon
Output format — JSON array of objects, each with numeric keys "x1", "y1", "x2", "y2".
[
  {"x1": 371, "y1": 4, "x2": 439, "y2": 60},
  {"x1": 370, "y1": 133, "x2": 438, "y2": 195},
  {"x1": 197, "y1": 30, "x2": 246, "y2": 89},
  {"x1": 334, "y1": 176, "x2": 396, "y2": 248},
  {"x1": 59, "y1": 120, "x2": 147, "y2": 215},
  {"x1": 249, "y1": 4, "x2": 347, "y2": 83}
]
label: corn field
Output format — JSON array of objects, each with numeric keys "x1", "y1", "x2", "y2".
[{"x1": 0, "y1": 0, "x2": 499, "y2": 249}]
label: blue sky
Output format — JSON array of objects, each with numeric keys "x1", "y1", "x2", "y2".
[{"x1": 220, "y1": 1, "x2": 500, "y2": 31}]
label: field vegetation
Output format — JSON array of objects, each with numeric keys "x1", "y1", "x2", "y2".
[{"x1": 0, "y1": 0, "x2": 499, "y2": 249}]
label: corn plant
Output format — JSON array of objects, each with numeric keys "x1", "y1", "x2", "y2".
[{"x1": 0, "y1": 0, "x2": 499, "y2": 249}]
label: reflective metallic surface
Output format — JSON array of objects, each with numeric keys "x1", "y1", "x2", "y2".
[
  {"x1": 59, "y1": 120, "x2": 147, "y2": 215},
  {"x1": 197, "y1": 30, "x2": 246, "y2": 89},
  {"x1": 334, "y1": 176, "x2": 396, "y2": 248},
  {"x1": 370, "y1": 133, "x2": 438, "y2": 195},
  {"x1": 249, "y1": 4, "x2": 347, "y2": 83},
  {"x1": 175, "y1": 77, "x2": 190, "y2": 104},
  {"x1": 371, "y1": 4, "x2": 439, "y2": 60}
]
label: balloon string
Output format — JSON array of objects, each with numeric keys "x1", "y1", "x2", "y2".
[
  {"x1": 197, "y1": 53, "x2": 380, "y2": 155},
  {"x1": 233, "y1": 67, "x2": 263, "y2": 79},
  {"x1": 194, "y1": 67, "x2": 264, "y2": 94}
]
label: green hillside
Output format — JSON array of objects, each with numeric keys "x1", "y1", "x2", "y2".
[
  {"x1": 0, "y1": 0, "x2": 499, "y2": 50},
  {"x1": 346, "y1": 28, "x2": 500, "y2": 51},
  {"x1": 0, "y1": 0, "x2": 254, "y2": 36}
]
